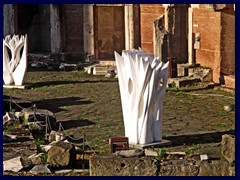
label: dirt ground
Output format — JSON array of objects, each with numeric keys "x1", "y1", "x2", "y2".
[{"x1": 3, "y1": 68, "x2": 235, "y2": 156}]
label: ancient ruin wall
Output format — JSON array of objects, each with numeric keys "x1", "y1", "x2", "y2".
[
  {"x1": 221, "y1": 12, "x2": 235, "y2": 75},
  {"x1": 140, "y1": 4, "x2": 165, "y2": 53},
  {"x1": 193, "y1": 8, "x2": 221, "y2": 83}
]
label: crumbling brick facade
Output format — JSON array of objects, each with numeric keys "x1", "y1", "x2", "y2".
[
  {"x1": 192, "y1": 5, "x2": 235, "y2": 84},
  {"x1": 3, "y1": 4, "x2": 235, "y2": 87},
  {"x1": 139, "y1": 4, "x2": 165, "y2": 54}
]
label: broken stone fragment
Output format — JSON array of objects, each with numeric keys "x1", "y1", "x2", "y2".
[
  {"x1": 3, "y1": 156, "x2": 24, "y2": 172},
  {"x1": 40, "y1": 144, "x2": 53, "y2": 153},
  {"x1": 3, "y1": 112, "x2": 20, "y2": 127},
  {"x1": 200, "y1": 154, "x2": 208, "y2": 161},
  {"x1": 28, "y1": 122, "x2": 44, "y2": 131},
  {"x1": 221, "y1": 134, "x2": 235, "y2": 165},
  {"x1": 49, "y1": 130, "x2": 65, "y2": 142},
  {"x1": 223, "y1": 104, "x2": 234, "y2": 112},
  {"x1": 59, "y1": 63, "x2": 78, "y2": 71},
  {"x1": 20, "y1": 108, "x2": 58, "y2": 131},
  {"x1": 29, "y1": 164, "x2": 51, "y2": 175},
  {"x1": 115, "y1": 149, "x2": 144, "y2": 157},
  {"x1": 47, "y1": 141, "x2": 76, "y2": 167},
  {"x1": 28, "y1": 153, "x2": 45, "y2": 165},
  {"x1": 49, "y1": 130, "x2": 57, "y2": 142}
]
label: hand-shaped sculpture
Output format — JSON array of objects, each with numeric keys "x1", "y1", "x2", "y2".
[
  {"x1": 114, "y1": 49, "x2": 169, "y2": 145},
  {"x1": 3, "y1": 34, "x2": 28, "y2": 86}
]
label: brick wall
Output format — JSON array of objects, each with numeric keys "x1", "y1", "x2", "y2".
[
  {"x1": 140, "y1": 4, "x2": 165, "y2": 53},
  {"x1": 133, "y1": 4, "x2": 141, "y2": 49},
  {"x1": 193, "y1": 8, "x2": 222, "y2": 83},
  {"x1": 61, "y1": 4, "x2": 84, "y2": 53},
  {"x1": 94, "y1": 5, "x2": 125, "y2": 59},
  {"x1": 221, "y1": 12, "x2": 235, "y2": 75},
  {"x1": 169, "y1": 5, "x2": 189, "y2": 63}
]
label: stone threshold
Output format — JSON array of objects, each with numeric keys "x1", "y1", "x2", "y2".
[
  {"x1": 3, "y1": 84, "x2": 31, "y2": 89},
  {"x1": 129, "y1": 139, "x2": 172, "y2": 149}
]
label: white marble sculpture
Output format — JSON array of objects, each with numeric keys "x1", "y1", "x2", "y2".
[
  {"x1": 114, "y1": 49, "x2": 169, "y2": 145},
  {"x1": 3, "y1": 34, "x2": 28, "y2": 86}
]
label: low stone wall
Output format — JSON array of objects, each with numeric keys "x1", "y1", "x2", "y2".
[
  {"x1": 89, "y1": 155, "x2": 234, "y2": 176},
  {"x1": 90, "y1": 135, "x2": 235, "y2": 176}
]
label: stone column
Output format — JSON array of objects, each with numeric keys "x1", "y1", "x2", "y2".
[
  {"x1": 50, "y1": 4, "x2": 62, "y2": 53},
  {"x1": 83, "y1": 4, "x2": 94, "y2": 57},
  {"x1": 124, "y1": 4, "x2": 134, "y2": 50},
  {"x1": 154, "y1": 15, "x2": 167, "y2": 61},
  {"x1": 188, "y1": 7, "x2": 194, "y2": 65},
  {"x1": 3, "y1": 4, "x2": 15, "y2": 36}
]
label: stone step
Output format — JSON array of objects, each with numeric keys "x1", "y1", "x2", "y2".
[
  {"x1": 85, "y1": 64, "x2": 116, "y2": 75},
  {"x1": 222, "y1": 75, "x2": 235, "y2": 89},
  {"x1": 168, "y1": 77, "x2": 201, "y2": 88},
  {"x1": 93, "y1": 66, "x2": 108, "y2": 75},
  {"x1": 98, "y1": 60, "x2": 116, "y2": 66},
  {"x1": 177, "y1": 63, "x2": 189, "y2": 77}
]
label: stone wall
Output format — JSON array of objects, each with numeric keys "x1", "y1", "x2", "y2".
[
  {"x1": 90, "y1": 156, "x2": 234, "y2": 176},
  {"x1": 94, "y1": 5, "x2": 125, "y2": 59},
  {"x1": 140, "y1": 4, "x2": 165, "y2": 53},
  {"x1": 172, "y1": 5, "x2": 189, "y2": 63},
  {"x1": 61, "y1": 4, "x2": 84, "y2": 53},
  {"x1": 221, "y1": 12, "x2": 235, "y2": 75},
  {"x1": 39, "y1": 5, "x2": 51, "y2": 52},
  {"x1": 133, "y1": 4, "x2": 141, "y2": 49},
  {"x1": 192, "y1": 8, "x2": 222, "y2": 83},
  {"x1": 90, "y1": 134, "x2": 235, "y2": 176},
  {"x1": 17, "y1": 4, "x2": 51, "y2": 52},
  {"x1": 192, "y1": 7, "x2": 235, "y2": 84}
]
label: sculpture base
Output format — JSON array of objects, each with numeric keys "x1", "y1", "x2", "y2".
[
  {"x1": 3, "y1": 84, "x2": 31, "y2": 89},
  {"x1": 129, "y1": 139, "x2": 172, "y2": 149}
]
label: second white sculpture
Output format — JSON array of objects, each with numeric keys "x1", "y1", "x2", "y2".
[
  {"x1": 114, "y1": 49, "x2": 169, "y2": 145},
  {"x1": 3, "y1": 34, "x2": 28, "y2": 86}
]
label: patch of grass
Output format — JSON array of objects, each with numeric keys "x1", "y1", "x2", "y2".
[
  {"x1": 4, "y1": 123, "x2": 22, "y2": 132},
  {"x1": 156, "y1": 147, "x2": 167, "y2": 158},
  {"x1": 35, "y1": 138, "x2": 44, "y2": 153},
  {"x1": 212, "y1": 123, "x2": 234, "y2": 130},
  {"x1": 185, "y1": 149, "x2": 194, "y2": 156}
]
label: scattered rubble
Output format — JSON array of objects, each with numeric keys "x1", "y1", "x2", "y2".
[{"x1": 3, "y1": 112, "x2": 20, "y2": 127}]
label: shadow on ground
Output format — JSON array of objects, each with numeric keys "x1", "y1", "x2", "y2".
[
  {"x1": 30, "y1": 80, "x2": 117, "y2": 88},
  {"x1": 164, "y1": 129, "x2": 235, "y2": 146},
  {"x1": 58, "y1": 119, "x2": 96, "y2": 130},
  {"x1": 32, "y1": 97, "x2": 94, "y2": 113}
]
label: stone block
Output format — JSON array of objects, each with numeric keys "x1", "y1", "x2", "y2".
[
  {"x1": 47, "y1": 141, "x2": 76, "y2": 167},
  {"x1": 221, "y1": 134, "x2": 235, "y2": 165},
  {"x1": 89, "y1": 156, "x2": 159, "y2": 176},
  {"x1": 198, "y1": 159, "x2": 229, "y2": 176},
  {"x1": 223, "y1": 75, "x2": 235, "y2": 89},
  {"x1": 28, "y1": 153, "x2": 45, "y2": 165},
  {"x1": 93, "y1": 66, "x2": 108, "y2": 75},
  {"x1": 159, "y1": 159, "x2": 199, "y2": 176},
  {"x1": 168, "y1": 77, "x2": 201, "y2": 88},
  {"x1": 20, "y1": 108, "x2": 58, "y2": 131},
  {"x1": 115, "y1": 149, "x2": 144, "y2": 157},
  {"x1": 3, "y1": 156, "x2": 24, "y2": 172},
  {"x1": 177, "y1": 65, "x2": 188, "y2": 77},
  {"x1": 29, "y1": 164, "x2": 52, "y2": 175}
]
